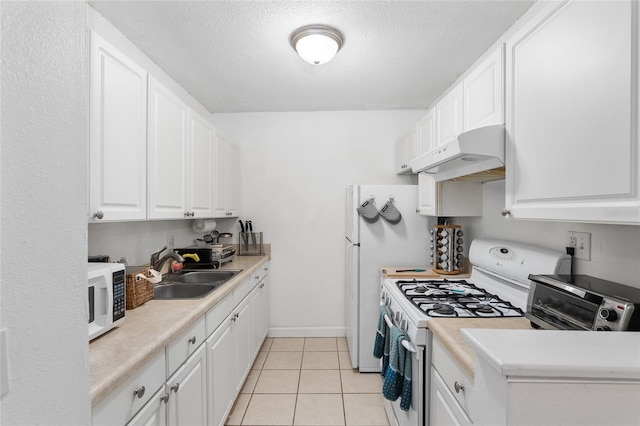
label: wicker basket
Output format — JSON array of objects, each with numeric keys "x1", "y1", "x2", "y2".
[{"x1": 125, "y1": 266, "x2": 155, "y2": 309}]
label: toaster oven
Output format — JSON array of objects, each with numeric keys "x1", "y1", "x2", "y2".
[
  {"x1": 88, "y1": 263, "x2": 126, "y2": 340},
  {"x1": 527, "y1": 274, "x2": 640, "y2": 331}
]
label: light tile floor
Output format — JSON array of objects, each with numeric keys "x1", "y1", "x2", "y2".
[{"x1": 225, "y1": 337, "x2": 390, "y2": 426}]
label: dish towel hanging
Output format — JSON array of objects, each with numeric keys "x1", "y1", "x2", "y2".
[
  {"x1": 382, "y1": 325, "x2": 412, "y2": 411},
  {"x1": 373, "y1": 304, "x2": 392, "y2": 375}
]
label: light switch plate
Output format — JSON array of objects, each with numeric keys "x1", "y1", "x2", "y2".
[{"x1": 567, "y1": 231, "x2": 591, "y2": 261}]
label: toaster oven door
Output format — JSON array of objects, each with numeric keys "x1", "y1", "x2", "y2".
[{"x1": 527, "y1": 282, "x2": 601, "y2": 330}]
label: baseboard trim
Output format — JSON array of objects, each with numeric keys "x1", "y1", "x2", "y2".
[{"x1": 267, "y1": 327, "x2": 346, "y2": 338}]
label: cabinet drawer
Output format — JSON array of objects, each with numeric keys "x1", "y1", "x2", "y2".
[
  {"x1": 430, "y1": 366, "x2": 472, "y2": 426},
  {"x1": 205, "y1": 292, "x2": 234, "y2": 336},
  {"x1": 233, "y1": 277, "x2": 252, "y2": 305},
  {"x1": 432, "y1": 337, "x2": 473, "y2": 414},
  {"x1": 92, "y1": 350, "x2": 166, "y2": 426},
  {"x1": 250, "y1": 261, "x2": 269, "y2": 287},
  {"x1": 166, "y1": 315, "x2": 206, "y2": 377}
]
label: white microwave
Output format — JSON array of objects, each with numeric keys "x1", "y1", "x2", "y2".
[{"x1": 88, "y1": 263, "x2": 126, "y2": 341}]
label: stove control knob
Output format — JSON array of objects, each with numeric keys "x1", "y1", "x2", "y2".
[
  {"x1": 595, "y1": 326, "x2": 612, "y2": 331},
  {"x1": 599, "y1": 309, "x2": 618, "y2": 322}
]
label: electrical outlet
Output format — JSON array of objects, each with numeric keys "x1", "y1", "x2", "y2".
[
  {"x1": 167, "y1": 234, "x2": 175, "y2": 250},
  {"x1": 567, "y1": 231, "x2": 591, "y2": 261}
]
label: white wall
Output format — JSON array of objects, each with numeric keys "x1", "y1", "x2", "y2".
[
  {"x1": 464, "y1": 180, "x2": 640, "y2": 288},
  {"x1": 212, "y1": 111, "x2": 423, "y2": 335},
  {"x1": 0, "y1": 2, "x2": 91, "y2": 424}
]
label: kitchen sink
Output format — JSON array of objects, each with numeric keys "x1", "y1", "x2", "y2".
[
  {"x1": 154, "y1": 283, "x2": 219, "y2": 299},
  {"x1": 153, "y1": 269, "x2": 243, "y2": 299},
  {"x1": 170, "y1": 269, "x2": 242, "y2": 283}
]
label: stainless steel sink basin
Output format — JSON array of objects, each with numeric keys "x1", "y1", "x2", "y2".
[
  {"x1": 153, "y1": 269, "x2": 243, "y2": 299},
  {"x1": 171, "y1": 269, "x2": 242, "y2": 283},
  {"x1": 154, "y1": 283, "x2": 219, "y2": 299}
]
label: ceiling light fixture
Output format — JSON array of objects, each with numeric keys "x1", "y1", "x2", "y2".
[{"x1": 290, "y1": 24, "x2": 344, "y2": 65}]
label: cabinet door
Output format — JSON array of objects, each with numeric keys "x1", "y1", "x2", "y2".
[
  {"x1": 430, "y1": 367, "x2": 472, "y2": 426},
  {"x1": 505, "y1": 0, "x2": 640, "y2": 223},
  {"x1": 233, "y1": 298, "x2": 252, "y2": 393},
  {"x1": 225, "y1": 142, "x2": 241, "y2": 217},
  {"x1": 435, "y1": 85, "x2": 463, "y2": 147},
  {"x1": 463, "y1": 46, "x2": 504, "y2": 131},
  {"x1": 148, "y1": 76, "x2": 188, "y2": 220},
  {"x1": 250, "y1": 276, "x2": 270, "y2": 359},
  {"x1": 417, "y1": 174, "x2": 438, "y2": 216},
  {"x1": 394, "y1": 136, "x2": 409, "y2": 174},
  {"x1": 166, "y1": 344, "x2": 207, "y2": 426},
  {"x1": 126, "y1": 388, "x2": 167, "y2": 426},
  {"x1": 213, "y1": 134, "x2": 228, "y2": 218},
  {"x1": 207, "y1": 317, "x2": 235, "y2": 426},
  {"x1": 89, "y1": 32, "x2": 147, "y2": 222},
  {"x1": 417, "y1": 109, "x2": 436, "y2": 154},
  {"x1": 187, "y1": 110, "x2": 215, "y2": 218}
]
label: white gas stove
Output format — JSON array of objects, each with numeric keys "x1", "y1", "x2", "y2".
[{"x1": 379, "y1": 239, "x2": 571, "y2": 426}]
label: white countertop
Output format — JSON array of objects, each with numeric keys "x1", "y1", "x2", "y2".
[{"x1": 462, "y1": 329, "x2": 640, "y2": 380}]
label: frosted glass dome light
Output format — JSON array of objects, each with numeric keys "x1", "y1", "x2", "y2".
[{"x1": 290, "y1": 25, "x2": 344, "y2": 65}]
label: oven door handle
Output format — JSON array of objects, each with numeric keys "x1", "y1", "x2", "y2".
[{"x1": 383, "y1": 314, "x2": 418, "y2": 354}]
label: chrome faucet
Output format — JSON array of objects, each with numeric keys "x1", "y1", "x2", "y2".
[{"x1": 150, "y1": 245, "x2": 184, "y2": 272}]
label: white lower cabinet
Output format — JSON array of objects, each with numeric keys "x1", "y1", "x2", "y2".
[
  {"x1": 126, "y1": 388, "x2": 168, "y2": 426},
  {"x1": 166, "y1": 344, "x2": 207, "y2": 426},
  {"x1": 92, "y1": 262, "x2": 271, "y2": 426},
  {"x1": 430, "y1": 338, "x2": 474, "y2": 426},
  {"x1": 206, "y1": 316, "x2": 235, "y2": 426},
  {"x1": 430, "y1": 368, "x2": 472, "y2": 426}
]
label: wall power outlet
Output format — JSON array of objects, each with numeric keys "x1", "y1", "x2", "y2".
[{"x1": 567, "y1": 231, "x2": 591, "y2": 261}]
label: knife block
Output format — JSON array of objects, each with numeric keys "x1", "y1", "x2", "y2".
[{"x1": 238, "y1": 232, "x2": 264, "y2": 256}]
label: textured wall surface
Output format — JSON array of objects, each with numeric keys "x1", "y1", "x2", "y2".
[{"x1": 1, "y1": 2, "x2": 90, "y2": 424}]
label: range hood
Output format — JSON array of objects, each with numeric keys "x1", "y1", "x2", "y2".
[{"x1": 410, "y1": 124, "x2": 505, "y2": 182}]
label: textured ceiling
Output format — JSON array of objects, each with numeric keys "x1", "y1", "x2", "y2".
[{"x1": 89, "y1": 0, "x2": 535, "y2": 113}]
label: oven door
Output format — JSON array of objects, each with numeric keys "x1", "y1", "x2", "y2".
[
  {"x1": 384, "y1": 342, "x2": 424, "y2": 426},
  {"x1": 380, "y1": 289, "x2": 425, "y2": 426}
]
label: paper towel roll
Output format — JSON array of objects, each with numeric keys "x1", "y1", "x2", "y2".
[{"x1": 192, "y1": 219, "x2": 217, "y2": 233}]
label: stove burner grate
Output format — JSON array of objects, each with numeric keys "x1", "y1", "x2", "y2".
[{"x1": 396, "y1": 279, "x2": 525, "y2": 318}]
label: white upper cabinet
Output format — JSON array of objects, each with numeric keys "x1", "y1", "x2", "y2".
[
  {"x1": 148, "y1": 77, "x2": 215, "y2": 220},
  {"x1": 214, "y1": 135, "x2": 240, "y2": 218},
  {"x1": 147, "y1": 76, "x2": 189, "y2": 219},
  {"x1": 463, "y1": 46, "x2": 504, "y2": 131},
  {"x1": 504, "y1": 0, "x2": 640, "y2": 224},
  {"x1": 187, "y1": 110, "x2": 215, "y2": 218},
  {"x1": 418, "y1": 174, "x2": 482, "y2": 217},
  {"x1": 416, "y1": 109, "x2": 436, "y2": 155},
  {"x1": 394, "y1": 129, "x2": 418, "y2": 174},
  {"x1": 435, "y1": 84, "x2": 463, "y2": 147},
  {"x1": 89, "y1": 32, "x2": 148, "y2": 222}
]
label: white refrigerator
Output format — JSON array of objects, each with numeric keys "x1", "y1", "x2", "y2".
[{"x1": 345, "y1": 184, "x2": 428, "y2": 372}]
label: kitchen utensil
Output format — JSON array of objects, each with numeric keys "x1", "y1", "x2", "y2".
[
  {"x1": 395, "y1": 268, "x2": 426, "y2": 272},
  {"x1": 239, "y1": 220, "x2": 249, "y2": 249},
  {"x1": 247, "y1": 220, "x2": 256, "y2": 248}
]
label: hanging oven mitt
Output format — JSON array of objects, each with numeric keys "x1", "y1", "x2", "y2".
[
  {"x1": 380, "y1": 197, "x2": 402, "y2": 224},
  {"x1": 357, "y1": 197, "x2": 379, "y2": 223}
]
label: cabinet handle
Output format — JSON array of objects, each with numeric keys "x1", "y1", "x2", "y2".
[
  {"x1": 501, "y1": 209, "x2": 511, "y2": 217},
  {"x1": 188, "y1": 336, "x2": 196, "y2": 345},
  {"x1": 454, "y1": 381, "x2": 465, "y2": 393},
  {"x1": 133, "y1": 386, "x2": 146, "y2": 399},
  {"x1": 160, "y1": 392, "x2": 170, "y2": 403},
  {"x1": 171, "y1": 382, "x2": 180, "y2": 393},
  {"x1": 93, "y1": 211, "x2": 104, "y2": 220}
]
